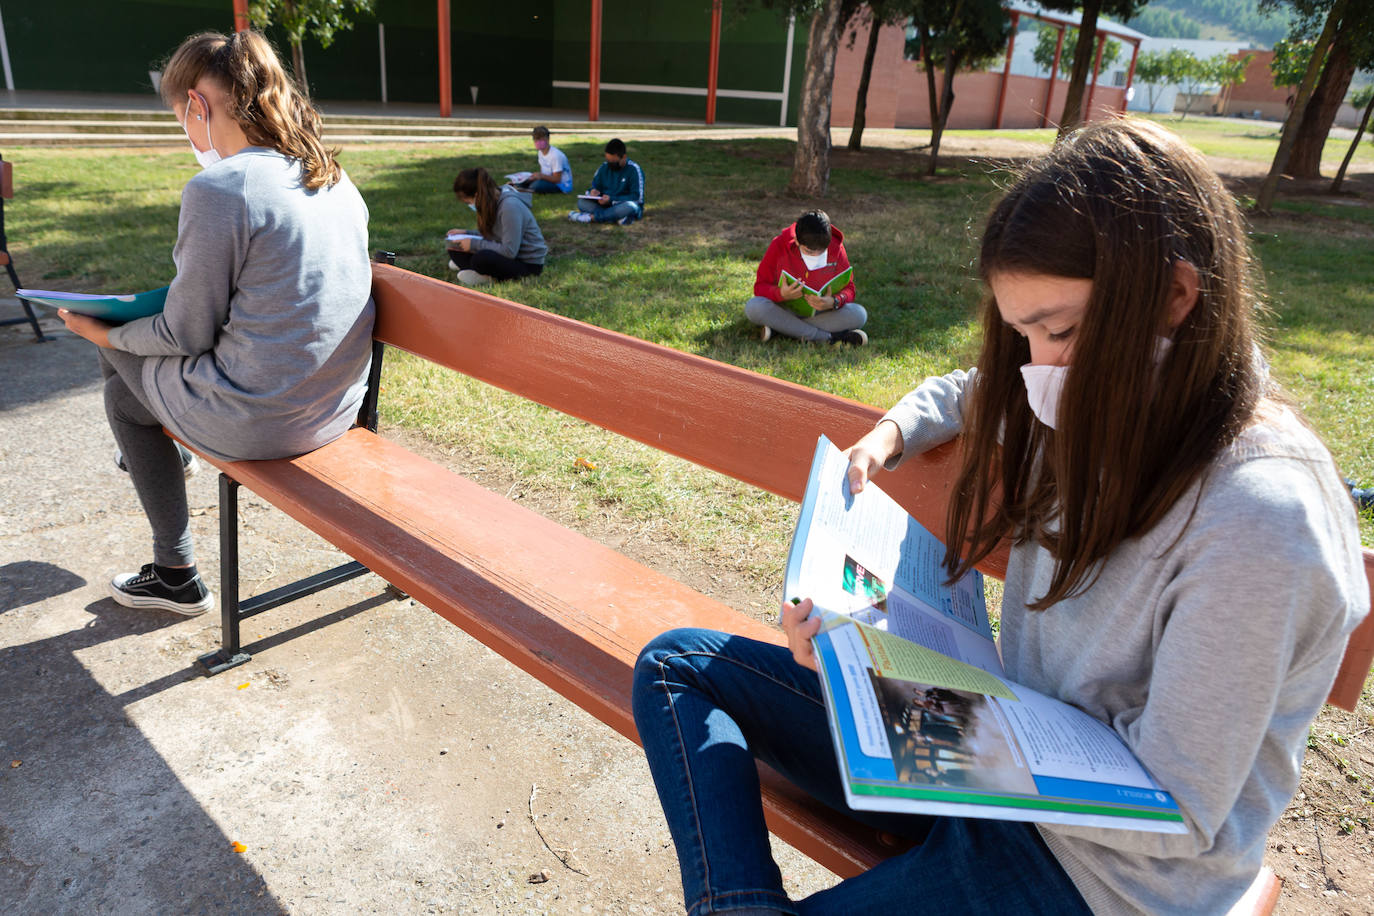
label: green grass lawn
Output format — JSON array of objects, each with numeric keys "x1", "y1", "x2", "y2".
[{"x1": 7, "y1": 127, "x2": 1372, "y2": 563}]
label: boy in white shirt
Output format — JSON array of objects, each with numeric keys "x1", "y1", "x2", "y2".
[{"x1": 513, "y1": 125, "x2": 573, "y2": 194}]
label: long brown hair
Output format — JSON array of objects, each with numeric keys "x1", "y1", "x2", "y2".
[
  {"x1": 160, "y1": 30, "x2": 341, "y2": 190},
  {"x1": 453, "y1": 167, "x2": 502, "y2": 238},
  {"x1": 947, "y1": 118, "x2": 1266, "y2": 609}
]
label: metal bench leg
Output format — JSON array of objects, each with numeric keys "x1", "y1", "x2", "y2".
[
  {"x1": 199, "y1": 473, "x2": 252, "y2": 675},
  {"x1": 2, "y1": 262, "x2": 51, "y2": 343}
]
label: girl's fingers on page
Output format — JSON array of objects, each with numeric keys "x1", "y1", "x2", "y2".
[{"x1": 846, "y1": 460, "x2": 869, "y2": 493}]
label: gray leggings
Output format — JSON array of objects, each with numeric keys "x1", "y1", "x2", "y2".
[
  {"x1": 744, "y1": 296, "x2": 868, "y2": 342},
  {"x1": 98, "y1": 349, "x2": 194, "y2": 568}
]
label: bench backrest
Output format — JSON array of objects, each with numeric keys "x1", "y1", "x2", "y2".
[{"x1": 369, "y1": 264, "x2": 1373, "y2": 711}]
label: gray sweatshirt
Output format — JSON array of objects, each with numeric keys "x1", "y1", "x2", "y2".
[
  {"x1": 882, "y1": 370, "x2": 1369, "y2": 915},
  {"x1": 108, "y1": 148, "x2": 374, "y2": 462},
  {"x1": 470, "y1": 186, "x2": 547, "y2": 265}
]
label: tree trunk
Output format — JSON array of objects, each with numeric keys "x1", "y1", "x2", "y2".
[
  {"x1": 918, "y1": 22, "x2": 939, "y2": 176},
  {"x1": 847, "y1": 14, "x2": 883, "y2": 152},
  {"x1": 928, "y1": 48, "x2": 963, "y2": 176},
  {"x1": 788, "y1": 0, "x2": 847, "y2": 197},
  {"x1": 1255, "y1": 0, "x2": 1347, "y2": 213},
  {"x1": 1285, "y1": 36, "x2": 1354, "y2": 179},
  {"x1": 291, "y1": 40, "x2": 309, "y2": 95},
  {"x1": 1056, "y1": 0, "x2": 1101, "y2": 138},
  {"x1": 1330, "y1": 91, "x2": 1374, "y2": 194},
  {"x1": 283, "y1": 0, "x2": 309, "y2": 95}
]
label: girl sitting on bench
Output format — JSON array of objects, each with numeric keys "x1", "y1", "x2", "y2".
[
  {"x1": 632, "y1": 119, "x2": 1369, "y2": 915},
  {"x1": 58, "y1": 29, "x2": 375, "y2": 617}
]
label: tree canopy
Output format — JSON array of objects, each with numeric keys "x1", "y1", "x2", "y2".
[{"x1": 249, "y1": 0, "x2": 375, "y2": 91}]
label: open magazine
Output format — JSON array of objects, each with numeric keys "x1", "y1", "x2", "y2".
[
  {"x1": 18, "y1": 286, "x2": 169, "y2": 323},
  {"x1": 504, "y1": 171, "x2": 533, "y2": 185},
  {"x1": 785, "y1": 436, "x2": 1187, "y2": 834},
  {"x1": 778, "y1": 267, "x2": 853, "y2": 318}
]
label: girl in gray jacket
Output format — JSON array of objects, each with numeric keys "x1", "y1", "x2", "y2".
[
  {"x1": 632, "y1": 118, "x2": 1368, "y2": 916},
  {"x1": 58, "y1": 30, "x2": 374, "y2": 617},
  {"x1": 447, "y1": 167, "x2": 547, "y2": 287}
]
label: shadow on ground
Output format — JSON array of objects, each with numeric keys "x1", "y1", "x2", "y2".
[
  {"x1": 0, "y1": 324, "x2": 101, "y2": 411},
  {"x1": 0, "y1": 572, "x2": 288, "y2": 915}
]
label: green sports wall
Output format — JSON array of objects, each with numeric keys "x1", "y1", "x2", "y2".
[{"x1": 1, "y1": 0, "x2": 804, "y2": 124}]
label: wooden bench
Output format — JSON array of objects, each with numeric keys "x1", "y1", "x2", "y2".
[{"x1": 191, "y1": 261, "x2": 1374, "y2": 908}]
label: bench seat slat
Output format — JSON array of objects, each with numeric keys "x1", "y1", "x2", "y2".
[{"x1": 204, "y1": 428, "x2": 910, "y2": 876}]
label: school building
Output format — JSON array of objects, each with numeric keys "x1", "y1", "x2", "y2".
[{"x1": 1, "y1": 0, "x2": 1157, "y2": 130}]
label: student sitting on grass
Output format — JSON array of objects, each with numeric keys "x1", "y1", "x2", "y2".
[
  {"x1": 509, "y1": 125, "x2": 573, "y2": 195},
  {"x1": 447, "y1": 166, "x2": 547, "y2": 287},
  {"x1": 631, "y1": 118, "x2": 1368, "y2": 915},
  {"x1": 746, "y1": 209, "x2": 868, "y2": 346},
  {"x1": 1348, "y1": 479, "x2": 1373, "y2": 511},
  {"x1": 568, "y1": 138, "x2": 644, "y2": 225}
]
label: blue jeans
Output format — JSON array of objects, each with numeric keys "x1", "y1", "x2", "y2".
[
  {"x1": 530, "y1": 178, "x2": 566, "y2": 194},
  {"x1": 577, "y1": 197, "x2": 641, "y2": 223},
  {"x1": 632, "y1": 628, "x2": 1093, "y2": 916}
]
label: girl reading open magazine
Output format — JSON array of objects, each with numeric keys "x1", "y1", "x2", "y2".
[{"x1": 630, "y1": 119, "x2": 1368, "y2": 915}]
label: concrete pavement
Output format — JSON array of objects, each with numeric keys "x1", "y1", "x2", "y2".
[{"x1": 0, "y1": 308, "x2": 836, "y2": 914}]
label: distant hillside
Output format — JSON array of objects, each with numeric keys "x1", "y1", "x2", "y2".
[{"x1": 1125, "y1": 0, "x2": 1294, "y2": 47}]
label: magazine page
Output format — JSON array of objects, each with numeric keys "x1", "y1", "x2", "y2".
[
  {"x1": 785, "y1": 436, "x2": 1184, "y2": 832},
  {"x1": 812, "y1": 617, "x2": 1185, "y2": 832},
  {"x1": 783, "y1": 436, "x2": 1000, "y2": 675}
]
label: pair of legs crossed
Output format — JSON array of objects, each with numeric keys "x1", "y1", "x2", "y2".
[
  {"x1": 575, "y1": 198, "x2": 640, "y2": 224},
  {"x1": 632, "y1": 628, "x2": 1090, "y2": 915},
  {"x1": 99, "y1": 349, "x2": 194, "y2": 569},
  {"x1": 448, "y1": 248, "x2": 543, "y2": 283},
  {"x1": 513, "y1": 177, "x2": 565, "y2": 195},
  {"x1": 744, "y1": 296, "x2": 867, "y2": 343}
]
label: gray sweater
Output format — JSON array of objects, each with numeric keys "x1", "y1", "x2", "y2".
[
  {"x1": 882, "y1": 370, "x2": 1369, "y2": 915},
  {"x1": 470, "y1": 186, "x2": 547, "y2": 265},
  {"x1": 108, "y1": 149, "x2": 374, "y2": 462}
]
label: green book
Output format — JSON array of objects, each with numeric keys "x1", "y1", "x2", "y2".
[
  {"x1": 778, "y1": 266, "x2": 854, "y2": 318},
  {"x1": 19, "y1": 286, "x2": 169, "y2": 323}
]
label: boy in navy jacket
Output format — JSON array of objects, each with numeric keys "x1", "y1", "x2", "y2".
[{"x1": 569, "y1": 138, "x2": 644, "y2": 225}]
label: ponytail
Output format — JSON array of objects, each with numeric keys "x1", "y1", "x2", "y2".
[
  {"x1": 161, "y1": 30, "x2": 341, "y2": 190},
  {"x1": 453, "y1": 167, "x2": 502, "y2": 238}
]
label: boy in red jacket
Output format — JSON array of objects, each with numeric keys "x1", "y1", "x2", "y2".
[{"x1": 747, "y1": 210, "x2": 868, "y2": 345}]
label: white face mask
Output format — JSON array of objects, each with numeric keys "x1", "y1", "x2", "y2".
[
  {"x1": 800, "y1": 250, "x2": 828, "y2": 271},
  {"x1": 181, "y1": 95, "x2": 221, "y2": 169},
  {"x1": 1020, "y1": 336, "x2": 1173, "y2": 430}
]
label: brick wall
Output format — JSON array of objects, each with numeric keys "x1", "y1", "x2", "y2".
[{"x1": 831, "y1": 22, "x2": 1127, "y2": 130}]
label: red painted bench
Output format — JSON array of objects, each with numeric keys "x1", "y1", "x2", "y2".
[{"x1": 192, "y1": 262, "x2": 1373, "y2": 910}]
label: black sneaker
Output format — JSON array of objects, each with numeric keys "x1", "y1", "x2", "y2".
[
  {"x1": 829, "y1": 329, "x2": 868, "y2": 346},
  {"x1": 110, "y1": 564, "x2": 213, "y2": 616},
  {"x1": 115, "y1": 444, "x2": 199, "y2": 479}
]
